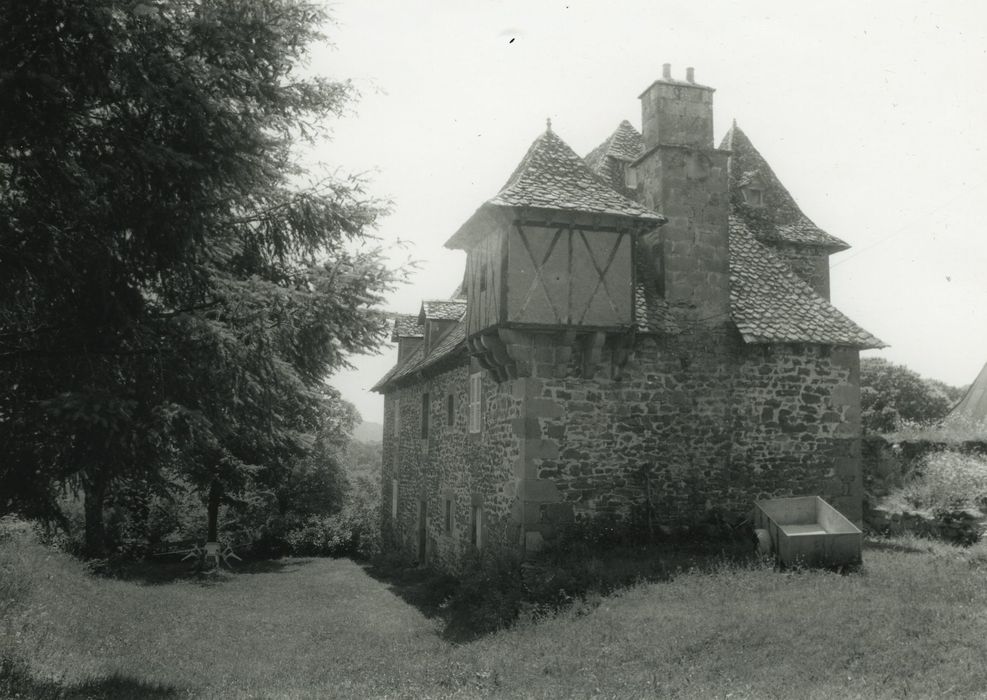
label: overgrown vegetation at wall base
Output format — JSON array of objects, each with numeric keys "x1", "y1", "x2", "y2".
[{"x1": 864, "y1": 444, "x2": 987, "y2": 545}]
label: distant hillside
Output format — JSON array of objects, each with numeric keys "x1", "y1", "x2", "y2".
[{"x1": 352, "y1": 420, "x2": 383, "y2": 443}]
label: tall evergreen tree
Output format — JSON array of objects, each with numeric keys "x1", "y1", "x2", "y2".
[{"x1": 0, "y1": 0, "x2": 396, "y2": 553}]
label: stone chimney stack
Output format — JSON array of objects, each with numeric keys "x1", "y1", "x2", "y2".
[
  {"x1": 639, "y1": 64, "x2": 715, "y2": 149},
  {"x1": 634, "y1": 65, "x2": 730, "y2": 325}
]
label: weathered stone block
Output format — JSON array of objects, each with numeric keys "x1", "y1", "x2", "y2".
[{"x1": 523, "y1": 479, "x2": 562, "y2": 503}]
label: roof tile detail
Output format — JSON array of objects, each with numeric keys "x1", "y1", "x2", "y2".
[
  {"x1": 729, "y1": 218, "x2": 884, "y2": 348},
  {"x1": 584, "y1": 120, "x2": 645, "y2": 196},
  {"x1": 490, "y1": 127, "x2": 661, "y2": 220},
  {"x1": 420, "y1": 299, "x2": 467, "y2": 322},
  {"x1": 390, "y1": 314, "x2": 423, "y2": 341}
]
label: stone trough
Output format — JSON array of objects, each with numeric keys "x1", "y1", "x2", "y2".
[{"x1": 754, "y1": 496, "x2": 862, "y2": 567}]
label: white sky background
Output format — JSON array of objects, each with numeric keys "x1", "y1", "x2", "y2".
[{"x1": 306, "y1": 0, "x2": 987, "y2": 424}]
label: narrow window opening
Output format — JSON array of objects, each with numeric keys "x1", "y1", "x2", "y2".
[
  {"x1": 391, "y1": 480, "x2": 398, "y2": 519},
  {"x1": 421, "y1": 392, "x2": 429, "y2": 439},
  {"x1": 444, "y1": 498, "x2": 453, "y2": 534},
  {"x1": 470, "y1": 505, "x2": 483, "y2": 549},
  {"x1": 446, "y1": 394, "x2": 455, "y2": 426},
  {"x1": 468, "y1": 373, "x2": 483, "y2": 434}
]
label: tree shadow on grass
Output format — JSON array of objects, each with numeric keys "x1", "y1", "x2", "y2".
[
  {"x1": 361, "y1": 541, "x2": 760, "y2": 644},
  {"x1": 359, "y1": 561, "x2": 454, "y2": 623},
  {"x1": 1, "y1": 659, "x2": 182, "y2": 699},
  {"x1": 98, "y1": 557, "x2": 314, "y2": 586},
  {"x1": 863, "y1": 539, "x2": 927, "y2": 555}
]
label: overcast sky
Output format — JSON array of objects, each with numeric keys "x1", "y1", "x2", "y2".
[{"x1": 309, "y1": 0, "x2": 987, "y2": 424}]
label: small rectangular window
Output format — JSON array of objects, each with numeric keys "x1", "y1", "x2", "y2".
[
  {"x1": 470, "y1": 505, "x2": 483, "y2": 549},
  {"x1": 421, "y1": 392, "x2": 429, "y2": 439},
  {"x1": 391, "y1": 480, "x2": 398, "y2": 519},
  {"x1": 469, "y1": 373, "x2": 482, "y2": 434},
  {"x1": 624, "y1": 165, "x2": 637, "y2": 189},
  {"x1": 393, "y1": 397, "x2": 400, "y2": 436},
  {"x1": 446, "y1": 394, "x2": 455, "y2": 427},
  {"x1": 444, "y1": 498, "x2": 453, "y2": 534}
]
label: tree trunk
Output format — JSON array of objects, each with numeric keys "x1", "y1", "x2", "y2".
[
  {"x1": 207, "y1": 477, "x2": 221, "y2": 542},
  {"x1": 83, "y1": 476, "x2": 107, "y2": 558}
]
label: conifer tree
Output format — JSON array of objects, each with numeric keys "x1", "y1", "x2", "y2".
[{"x1": 0, "y1": 0, "x2": 396, "y2": 553}]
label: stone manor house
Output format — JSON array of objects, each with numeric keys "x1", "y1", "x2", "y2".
[{"x1": 374, "y1": 65, "x2": 883, "y2": 568}]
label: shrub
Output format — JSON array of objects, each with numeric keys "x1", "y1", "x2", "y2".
[
  {"x1": 902, "y1": 451, "x2": 987, "y2": 513},
  {"x1": 860, "y1": 358, "x2": 958, "y2": 433},
  {"x1": 284, "y1": 475, "x2": 380, "y2": 559}
]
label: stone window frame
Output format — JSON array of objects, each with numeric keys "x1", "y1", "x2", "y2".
[{"x1": 468, "y1": 372, "x2": 483, "y2": 434}]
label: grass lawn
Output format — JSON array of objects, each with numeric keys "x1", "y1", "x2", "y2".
[{"x1": 3, "y1": 531, "x2": 987, "y2": 699}]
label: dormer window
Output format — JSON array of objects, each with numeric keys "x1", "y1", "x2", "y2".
[
  {"x1": 739, "y1": 171, "x2": 766, "y2": 208},
  {"x1": 624, "y1": 164, "x2": 637, "y2": 189},
  {"x1": 743, "y1": 187, "x2": 764, "y2": 207}
]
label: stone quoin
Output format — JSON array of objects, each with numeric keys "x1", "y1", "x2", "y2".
[{"x1": 373, "y1": 66, "x2": 884, "y2": 569}]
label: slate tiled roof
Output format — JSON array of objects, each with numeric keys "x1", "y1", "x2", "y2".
[
  {"x1": 390, "y1": 314, "x2": 423, "y2": 341},
  {"x1": 721, "y1": 123, "x2": 849, "y2": 251},
  {"x1": 378, "y1": 118, "x2": 882, "y2": 393},
  {"x1": 489, "y1": 127, "x2": 662, "y2": 220},
  {"x1": 584, "y1": 120, "x2": 644, "y2": 196},
  {"x1": 728, "y1": 218, "x2": 884, "y2": 348},
  {"x1": 420, "y1": 299, "x2": 467, "y2": 321},
  {"x1": 372, "y1": 320, "x2": 467, "y2": 391}
]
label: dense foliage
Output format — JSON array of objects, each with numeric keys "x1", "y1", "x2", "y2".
[
  {"x1": 860, "y1": 358, "x2": 963, "y2": 433},
  {"x1": 0, "y1": 0, "x2": 397, "y2": 554}
]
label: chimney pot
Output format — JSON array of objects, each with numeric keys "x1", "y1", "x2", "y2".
[
  {"x1": 686, "y1": 67, "x2": 695, "y2": 83},
  {"x1": 662, "y1": 63, "x2": 671, "y2": 80}
]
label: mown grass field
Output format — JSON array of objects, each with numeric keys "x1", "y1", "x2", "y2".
[{"x1": 3, "y1": 528, "x2": 987, "y2": 699}]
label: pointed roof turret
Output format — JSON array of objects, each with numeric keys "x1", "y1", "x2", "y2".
[
  {"x1": 584, "y1": 120, "x2": 645, "y2": 194},
  {"x1": 446, "y1": 125, "x2": 662, "y2": 249},
  {"x1": 721, "y1": 123, "x2": 849, "y2": 251}
]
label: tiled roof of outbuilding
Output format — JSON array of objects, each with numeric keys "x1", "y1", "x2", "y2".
[
  {"x1": 390, "y1": 314, "x2": 423, "y2": 341},
  {"x1": 489, "y1": 127, "x2": 662, "y2": 220},
  {"x1": 721, "y1": 123, "x2": 849, "y2": 251},
  {"x1": 728, "y1": 218, "x2": 884, "y2": 348}
]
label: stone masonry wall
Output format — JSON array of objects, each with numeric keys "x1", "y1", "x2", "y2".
[
  {"x1": 381, "y1": 361, "x2": 522, "y2": 571},
  {"x1": 382, "y1": 329, "x2": 863, "y2": 564},
  {"x1": 513, "y1": 327, "x2": 863, "y2": 551}
]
